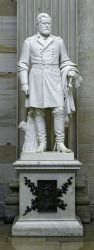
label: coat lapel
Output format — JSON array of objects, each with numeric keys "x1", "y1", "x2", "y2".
[
  {"x1": 43, "y1": 35, "x2": 53, "y2": 50},
  {"x1": 37, "y1": 34, "x2": 45, "y2": 47},
  {"x1": 37, "y1": 33, "x2": 53, "y2": 50}
]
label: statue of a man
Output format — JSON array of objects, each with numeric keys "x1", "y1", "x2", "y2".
[{"x1": 18, "y1": 13, "x2": 82, "y2": 153}]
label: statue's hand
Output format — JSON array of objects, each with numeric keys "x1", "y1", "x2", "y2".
[
  {"x1": 21, "y1": 84, "x2": 29, "y2": 95},
  {"x1": 67, "y1": 71, "x2": 77, "y2": 91},
  {"x1": 67, "y1": 71, "x2": 76, "y2": 78}
]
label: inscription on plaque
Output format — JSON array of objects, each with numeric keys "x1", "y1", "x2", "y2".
[{"x1": 38, "y1": 180, "x2": 57, "y2": 212}]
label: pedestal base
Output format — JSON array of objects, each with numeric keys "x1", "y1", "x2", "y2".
[
  {"x1": 12, "y1": 153, "x2": 83, "y2": 237},
  {"x1": 12, "y1": 216, "x2": 83, "y2": 236}
]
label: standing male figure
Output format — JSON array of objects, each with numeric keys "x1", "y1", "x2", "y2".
[{"x1": 18, "y1": 13, "x2": 82, "y2": 153}]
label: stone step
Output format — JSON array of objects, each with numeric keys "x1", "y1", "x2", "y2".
[{"x1": 76, "y1": 196, "x2": 90, "y2": 205}]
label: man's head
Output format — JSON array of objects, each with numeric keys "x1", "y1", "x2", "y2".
[{"x1": 36, "y1": 13, "x2": 51, "y2": 36}]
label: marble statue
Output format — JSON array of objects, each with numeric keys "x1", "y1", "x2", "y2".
[
  {"x1": 18, "y1": 13, "x2": 82, "y2": 153},
  {"x1": 19, "y1": 111, "x2": 38, "y2": 152}
]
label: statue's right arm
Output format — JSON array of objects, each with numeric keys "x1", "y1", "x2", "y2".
[{"x1": 18, "y1": 39, "x2": 30, "y2": 95}]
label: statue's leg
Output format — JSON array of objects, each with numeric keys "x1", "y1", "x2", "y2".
[
  {"x1": 34, "y1": 108, "x2": 47, "y2": 153},
  {"x1": 52, "y1": 107, "x2": 71, "y2": 153}
]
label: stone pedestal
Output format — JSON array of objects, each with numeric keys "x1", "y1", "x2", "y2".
[{"x1": 12, "y1": 152, "x2": 83, "y2": 236}]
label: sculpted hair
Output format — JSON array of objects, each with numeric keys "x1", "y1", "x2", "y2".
[{"x1": 36, "y1": 13, "x2": 51, "y2": 24}]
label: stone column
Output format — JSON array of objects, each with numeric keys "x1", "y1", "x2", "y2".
[
  {"x1": 78, "y1": 0, "x2": 94, "y2": 217},
  {"x1": 68, "y1": 0, "x2": 77, "y2": 156}
]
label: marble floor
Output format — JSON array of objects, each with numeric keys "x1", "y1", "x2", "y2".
[{"x1": 0, "y1": 221, "x2": 94, "y2": 250}]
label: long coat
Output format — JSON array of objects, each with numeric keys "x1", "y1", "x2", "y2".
[{"x1": 18, "y1": 33, "x2": 72, "y2": 108}]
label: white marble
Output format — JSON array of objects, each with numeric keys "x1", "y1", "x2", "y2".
[
  {"x1": 12, "y1": 158, "x2": 83, "y2": 236},
  {"x1": 15, "y1": 12, "x2": 83, "y2": 236},
  {"x1": 18, "y1": 13, "x2": 82, "y2": 154},
  {"x1": 17, "y1": 1, "x2": 80, "y2": 156},
  {"x1": 20, "y1": 151, "x2": 74, "y2": 161},
  {"x1": 12, "y1": 216, "x2": 83, "y2": 236},
  {"x1": 19, "y1": 114, "x2": 38, "y2": 153},
  {"x1": 14, "y1": 158, "x2": 81, "y2": 168},
  {"x1": 19, "y1": 172, "x2": 75, "y2": 220}
]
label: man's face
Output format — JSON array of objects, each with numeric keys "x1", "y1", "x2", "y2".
[{"x1": 38, "y1": 17, "x2": 51, "y2": 36}]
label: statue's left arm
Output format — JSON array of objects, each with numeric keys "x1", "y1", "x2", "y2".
[
  {"x1": 59, "y1": 38, "x2": 82, "y2": 89},
  {"x1": 59, "y1": 38, "x2": 82, "y2": 124}
]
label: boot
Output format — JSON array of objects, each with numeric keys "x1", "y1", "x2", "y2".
[
  {"x1": 53, "y1": 107, "x2": 71, "y2": 153},
  {"x1": 34, "y1": 109, "x2": 47, "y2": 152}
]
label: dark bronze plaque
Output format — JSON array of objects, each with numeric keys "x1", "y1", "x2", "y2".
[{"x1": 38, "y1": 180, "x2": 57, "y2": 212}]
